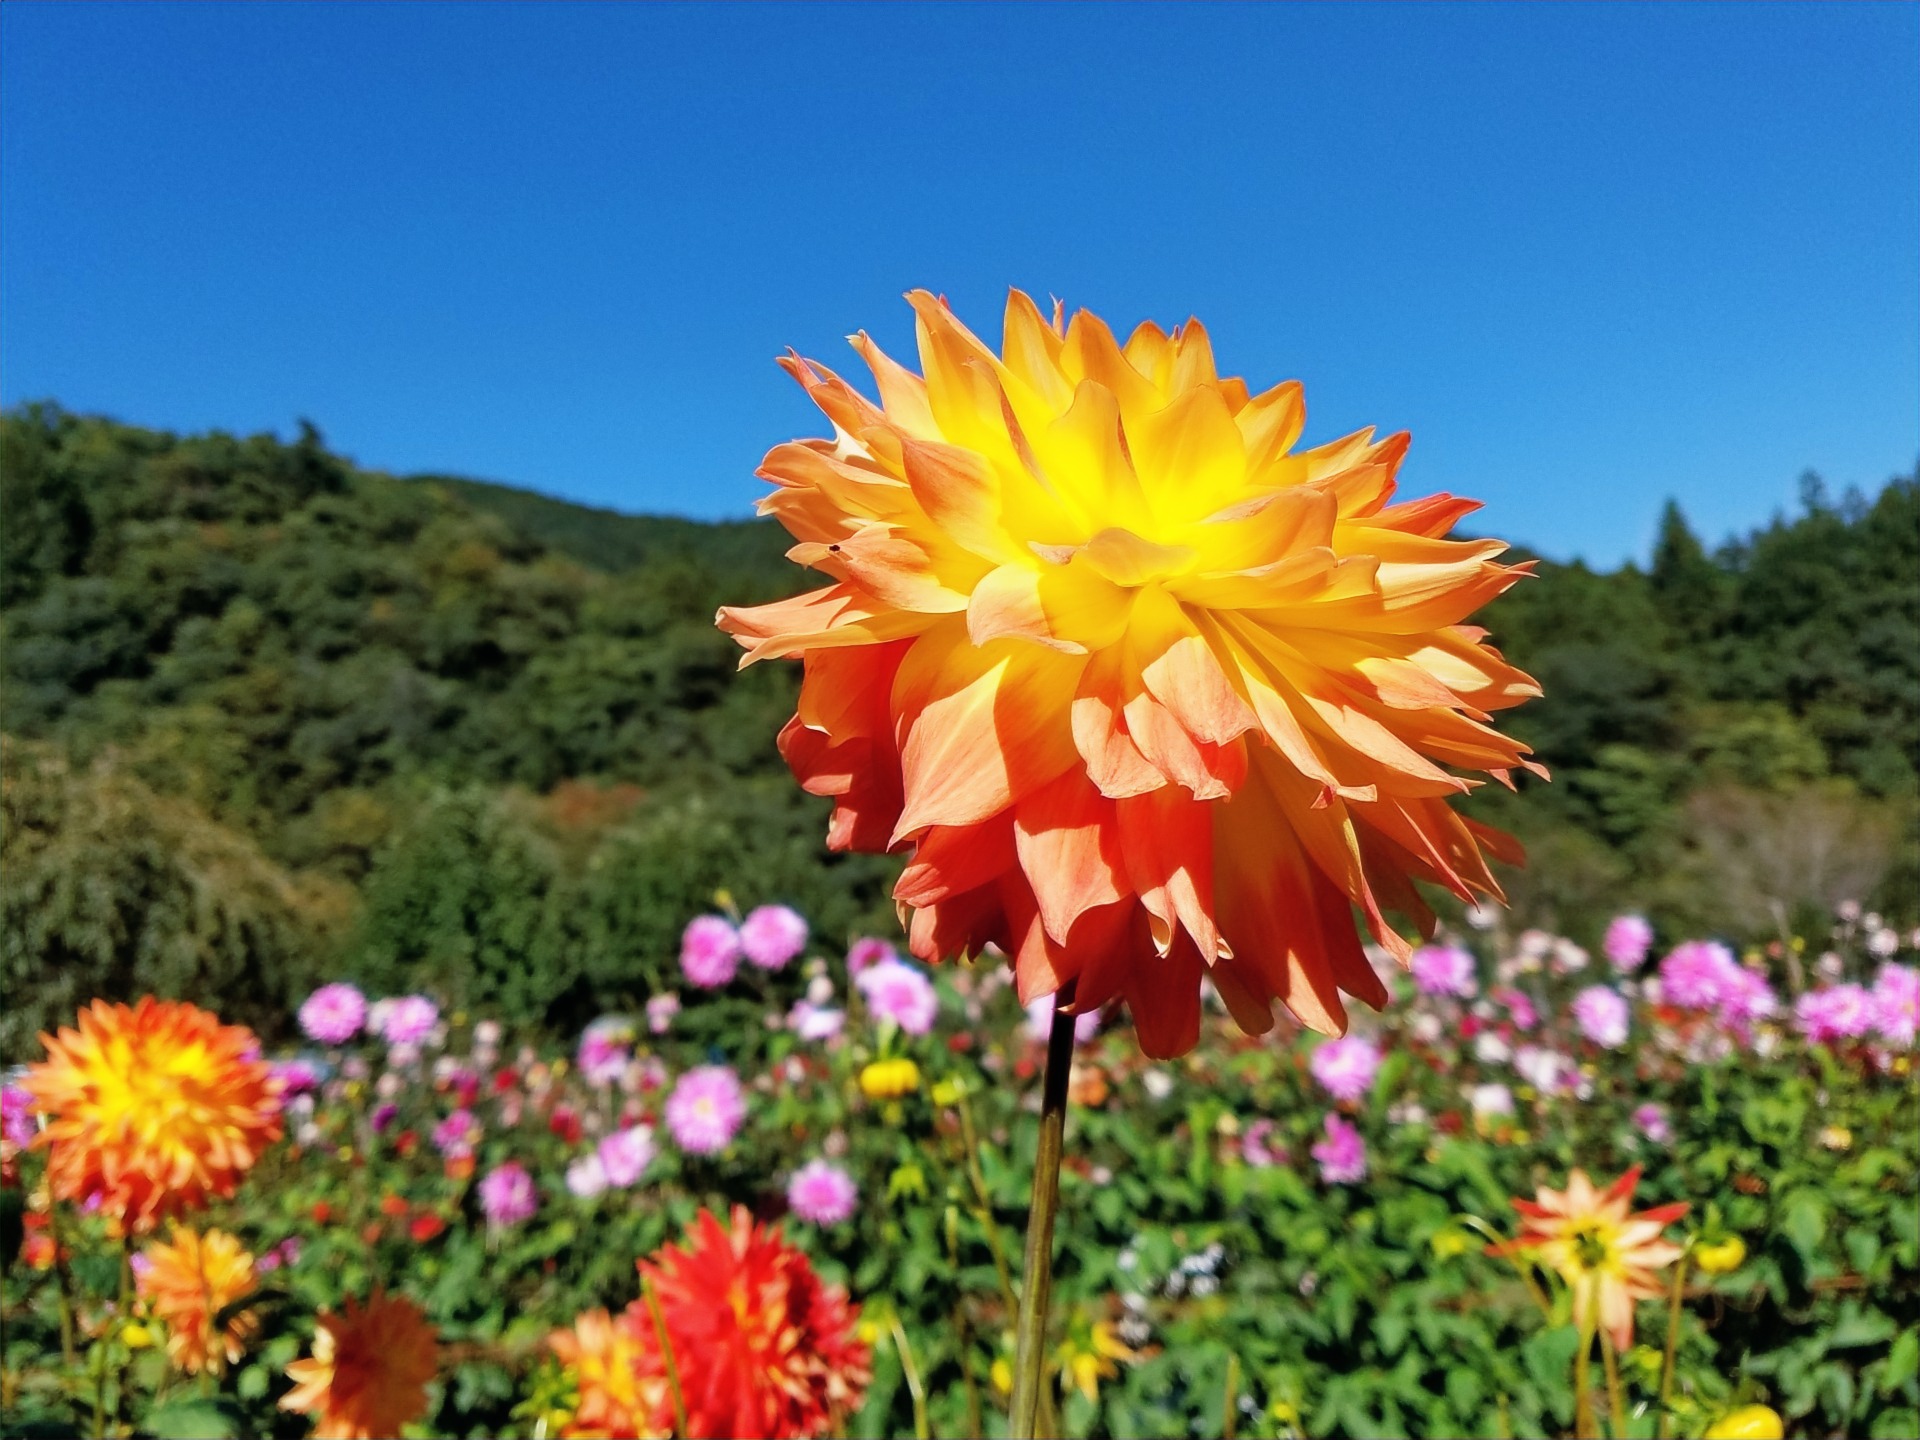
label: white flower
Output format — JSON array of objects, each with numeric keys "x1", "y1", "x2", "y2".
[
  {"x1": 1142, "y1": 1069, "x2": 1175, "y2": 1100},
  {"x1": 1474, "y1": 1032, "x2": 1512, "y2": 1065}
]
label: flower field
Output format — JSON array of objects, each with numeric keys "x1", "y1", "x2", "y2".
[{"x1": 3, "y1": 903, "x2": 1916, "y2": 1439}]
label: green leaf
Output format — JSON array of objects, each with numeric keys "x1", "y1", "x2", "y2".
[
  {"x1": 1883, "y1": 1329, "x2": 1920, "y2": 1396},
  {"x1": 144, "y1": 1398, "x2": 245, "y2": 1439}
]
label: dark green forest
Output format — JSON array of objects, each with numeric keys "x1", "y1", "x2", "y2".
[{"x1": 3, "y1": 403, "x2": 1915, "y2": 1057}]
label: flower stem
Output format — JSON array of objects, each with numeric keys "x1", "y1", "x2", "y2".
[
  {"x1": 1573, "y1": 1315, "x2": 1596, "y2": 1440},
  {"x1": 888, "y1": 1312, "x2": 931, "y2": 1440},
  {"x1": 1654, "y1": 1255, "x2": 1689, "y2": 1440},
  {"x1": 1600, "y1": 1325, "x2": 1627, "y2": 1438},
  {"x1": 1009, "y1": 983, "x2": 1076, "y2": 1439},
  {"x1": 640, "y1": 1272, "x2": 687, "y2": 1440},
  {"x1": 1222, "y1": 1352, "x2": 1242, "y2": 1439}
]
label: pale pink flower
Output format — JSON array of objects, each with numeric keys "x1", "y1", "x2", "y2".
[
  {"x1": 1634, "y1": 1103, "x2": 1672, "y2": 1144},
  {"x1": 846, "y1": 937, "x2": 897, "y2": 975},
  {"x1": 299, "y1": 983, "x2": 368, "y2": 1045},
  {"x1": 856, "y1": 958, "x2": 940, "y2": 1036},
  {"x1": 565, "y1": 1153, "x2": 609, "y2": 1198},
  {"x1": 1717, "y1": 966, "x2": 1778, "y2": 1030},
  {"x1": 1604, "y1": 915, "x2": 1654, "y2": 972},
  {"x1": 679, "y1": 915, "x2": 741, "y2": 989},
  {"x1": 1571, "y1": 986, "x2": 1630, "y2": 1048},
  {"x1": 1871, "y1": 963, "x2": 1919, "y2": 1048},
  {"x1": 740, "y1": 904, "x2": 809, "y2": 970},
  {"x1": 645, "y1": 993, "x2": 680, "y2": 1035},
  {"x1": 788, "y1": 1000, "x2": 846, "y2": 1041},
  {"x1": 1469, "y1": 1083, "x2": 1515, "y2": 1117},
  {"x1": 1795, "y1": 984, "x2": 1876, "y2": 1046},
  {"x1": 664, "y1": 1066, "x2": 746, "y2": 1155},
  {"x1": 578, "y1": 1020, "x2": 634, "y2": 1087},
  {"x1": 1660, "y1": 940, "x2": 1739, "y2": 1010},
  {"x1": 380, "y1": 995, "x2": 440, "y2": 1046},
  {"x1": 1491, "y1": 986, "x2": 1537, "y2": 1031},
  {"x1": 1410, "y1": 945, "x2": 1477, "y2": 998},
  {"x1": 786, "y1": 1159, "x2": 858, "y2": 1225},
  {"x1": 1311, "y1": 1114, "x2": 1367, "y2": 1185},
  {"x1": 478, "y1": 1162, "x2": 537, "y2": 1227},
  {"x1": 1240, "y1": 1118, "x2": 1283, "y2": 1167},
  {"x1": 431, "y1": 1108, "x2": 479, "y2": 1158},
  {"x1": 1309, "y1": 1036, "x2": 1381, "y2": 1103},
  {"x1": 596, "y1": 1125, "x2": 655, "y2": 1187}
]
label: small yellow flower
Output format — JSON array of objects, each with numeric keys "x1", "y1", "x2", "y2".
[
  {"x1": 1693, "y1": 1236, "x2": 1747, "y2": 1274},
  {"x1": 860, "y1": 1058, "x2": 921, "y2": 1099},
  {"x1": 930, "y1": 1077, "x2": 966, "y2": 1106},
  {"x1": 1055, "y1": 1315, "x2": 1137, "y2": 1403},
  {"x1": 1819, "y1": 1125, "x2": 1852, "y2": 1151},
  {"x1": 1704, "y1": 1404, "x2": 1785, "y2": 1439},
  {"x1": 1430, "y1": 1228, "x2": 1472, "y2": 1260},
  {"x1": 990, "y1": 1356, "x2": 1013, "y2": 1395},
  {"x1": 122, "y1": 1322, "x2": 156, "y2": 1350}
]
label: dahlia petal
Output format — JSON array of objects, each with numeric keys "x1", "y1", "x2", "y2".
[
  {"x1": 891, "y1": 630, "x2": 1084, "y2": 839},
  {"x1": 850, "y1": 330, "x2": 939, "y2": 438},
  {"x1": 1235, "y1": 379, "x2": 1307, "y2": 475},
  {"x1": 1115, "y1": 786, "x2": 1218, "y2": 962},
  {"x1": 1030, "y1": 380, "x2": 1154, "y2": 534},
  {"x1": 1000, "y1": 290, "x2": 1073, "y2": 413},
  {"x1": 1129, "y1": 384, "x2": 1246, "y2": 522},
  {"x1": 1014, "y1": 771, "x2": 1128, "y2": 945},
  {"x1": 1070, "y1": 646, "x2": 1166, "y2": 799},
  {"x1": 896, "y1": 821, "x2": 1017, "y2": 908},
  {"x1": 898, "y1": 437, "x2": 1015, "y2": 565},
  {"x1": 1123, "y1": 931, "x2": 1204, "y2": 1059},
  {"x1": 1170, "y1": 319, "x2": 1220, "y2": 393},
  {"x1": 720, "y1": 583, "x2": 930, "y2": 665},
  {"x1": 1062, "y1": 309, "x2": 1164, "y2": 430},
  {"x1": 1129, "y1": 588, "x2": 1259, "y2": 748}
]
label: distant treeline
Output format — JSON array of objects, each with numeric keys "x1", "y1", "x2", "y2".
[{"x1": 2, "y1": 404, "x2": 1914, "y2": 1054}]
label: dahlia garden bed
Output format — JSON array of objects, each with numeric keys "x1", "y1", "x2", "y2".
[{"x1": 2, "y1": 904, "x2": 1915, "y2": 1439}]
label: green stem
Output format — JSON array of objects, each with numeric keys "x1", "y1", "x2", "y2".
[
  {"x1": 47, "y1": 1203, "x2": 77, "y2": 1368},
  {"x1": 1655, "y1": 1255, "x2": 1689, "y2": 1440},
  {"x1": 640, "y1": 1273, "x2": 687, "y2": 1440},
  {"x1": 1008, "y1": 984, "x2": 1076, "y2": 1440},
  {"x1": 1222, "y1": 1352, "x2": 1242, "y2": 1440},
  {"x1": 954, "y1": 1089, "x2": 1020, "y2": 1317},
  {"x1": 1573, "y1": 1315, "x2": 1596, "y2": 1440},
  {"x1": 1600, "y1": 1324, "x2": 1627, "y2": 1438},
  {"x1": 889, "y1": 1312, "x2": 931, "y2": 1440}
]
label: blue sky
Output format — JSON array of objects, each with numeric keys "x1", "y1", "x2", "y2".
[{"x1": 3, "y1": 2, "x2": 1915, "y2": 568}]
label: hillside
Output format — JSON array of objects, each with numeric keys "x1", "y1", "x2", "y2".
[{"x1": 3, "y1": 403, "x2": 1914, "y2": 1054}]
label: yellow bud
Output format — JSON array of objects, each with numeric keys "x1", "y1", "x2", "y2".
[
  {"x1": 990, "y1": 1357, "x2": 1013, "y2": 1395},
  {"x1": 336, "y1": 1145, "x2": 354, "y2": 1162},
  {"x1": 1704, "y1": 1404, "x2": 1785, "y2": 1440},
  {"x1": 1693, "y1": 1236, "x2": 1747, "y2": 1274},
  {"x1": 122, "y1": 1322, "x2": 155, "y2": 1350},
  {"x1": 931, "y1": 1077, "x2": 966, "y2": 1107},
  {"x1": 856, "y1": 1318, "x2": 881, "y2": 1346},
  {"x1": 1819, "y1": 1125, "x2": 1852, "y2": 1151},
  {"x1": 1430, "y1": 1228, "x2": 1472, "y2": 1259},
  {"x1": 860, "y1": 1058, "x2": 922, "y2": 1100}
]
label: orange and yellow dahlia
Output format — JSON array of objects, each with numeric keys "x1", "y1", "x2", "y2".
[
  {"x1": 719, "y1": 291, "x2": 1541, "y2": 1054},
  {"x1": 548, "y1": 1307, "x2": 662, "y2": 1440},
  {"x1": 1496, "y1": 1165, "x2": 1689, "y2": 1349},
  {"x1": 281, "y1": 1289, "x2": 439, "y2": 1440},
  {"x1": 632, "y1": 1205, "x2": 870, "y2": 1439},
  {"x1": 136, "y1": 1225, "x2": 259, "y2": 1375},
  {"x1": 24, "y1": 997, "x2": 283, "y2": 1232}
]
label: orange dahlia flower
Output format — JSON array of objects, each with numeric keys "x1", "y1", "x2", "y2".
[
  {"x1": 136, "y1": 1225, "x2": 259, "y2": 1375},
  {"x1": 1495, "y1": 1165, "x2": 1689, "y2": 1350},
  {"x1": 633, "y1": 1205, "x2": 870, "y2": 1439},
  {"x1": 281, "y1": 1289, "x2": 439, "y2": 1440},
  {"x1": 24, "y1": 997, "x2": 283, "y2": 1232},
  {"x1": 549, "y1": 1307, "x2": 662, "y2": 1440},
  {"x1": 718, "y1": 291, "x2": 1542, "y2": 1055}
]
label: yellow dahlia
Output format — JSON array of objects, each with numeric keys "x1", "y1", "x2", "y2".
[
  {"x1": 25, "y1": 997, "x2": 283, "y2": 1232},
  {"x1": 1495, "y1": 1165, "x2": 1689, "y2": 1349},
  {"x1": 719, "y1": 291, "x2": 1541, "y2": 1055},
  {"x1": 136, "y1": 1225, "x2": 258, "y2": 1375},
  {"x1": 548, "y1": 1307, "x2": 664, "y2": 1440},
  {"x1": 281, "y1": 1289, "x2": 439, "y2": 1440}
]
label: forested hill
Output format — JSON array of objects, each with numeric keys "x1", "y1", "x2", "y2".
[{"x1": 3, "y1": 403, "x2": 1915, "y2": 1055}]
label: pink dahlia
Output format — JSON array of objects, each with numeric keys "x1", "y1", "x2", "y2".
[
  {"x1": 597, "y1": 1125, "x2": 656, "y2": 1187},
  {"x1": 478, "y1": 1161, "x2": 538, "y2": 1227},
  {"x1": 381, "y1": 995, "x2": 441, "y2": 1046},
  {"x1": 1308, "y1": 1036, "x2": 1382, "y2": 1104},
  {"x1": 680, "y1": 916, "x2": 742, "y2": 989},
  {"x1": 740, "y1": 904, "x2": 809, "y2": 971},
  {"x1": 1659, "y1": 941, "x2": 1738, "y2": 1010},
  {"x1": 1872, "y1": 963, "x2": 1919, "y2": 1048},
  {"x1": 845, "y1": 937, "x2": 897, "y2": 976},
  {"x1": 1795, "y1": 984, "x2": 1876, "y2": 1046},
  {"x1": 855, "y1": 959, "x2": 939, "y2": 1037},
  {"x1": 1410, "y1": 945, "x2": 1477, "y2": 998},
  {"x1": 665, "y1": 1066, "x2": 746, "y2": 1155},
  {"x1": 1604, "y1": 915, "x2": 1654, "y2": 972},
  {"x1": 787, "y1": 1159, "x2": 858, "y2": 1225},
  {"x1": 1571, "y1": 986, "x2": 1630, "y2": 1048},
  {"x1": 1311, "y1": 1114, "x2": 1367, "y2": 1185},
  {"x1": 298, "y1": 983, "x2": 367, "y2": 1045},
  {"x1": 1634, "y1": 1103, "x2": 1672, "y2": 1145}
]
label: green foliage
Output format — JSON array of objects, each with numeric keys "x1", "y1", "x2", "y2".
[{"x1": 2, "y1": 403, "x2": 1916, "y2": 1056}]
